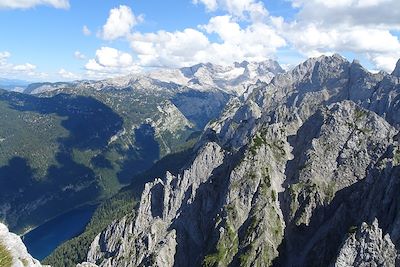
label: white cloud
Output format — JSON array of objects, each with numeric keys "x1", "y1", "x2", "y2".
[
  {"x1": 128, "y1": 15, "x2": 285, "y2": 68},
  {"x1": 194, "y1": 0, "x2": 268, "y2": 21},
  {"x1": 283, "y1": 24, "x2": 400, "y2": 55},
  {"x1": 74, "y1": 51, "x2": 86, "y2": 60},
  {"x1": 281, "y1": 0, "x2": 400, "y2": 71},
  {"x1": 201, "y1": 15, "x2": 286, "y2": 59},
  {"x1": 13, "y1": 63, "x2": 36, "y2": 71},
  {"x1": 0, "y1": 51, "x2": 46, "y2": 79},
  {"x1": 82, "y1": 25, "x2": 91, "y2": 36},
  {"x1": 92, "y1": 47, "x2": 133, "y2": 68},
  {"x1": 101, "y1": 5, "x2": 143, "y2": 40},
  {"x1": 91, "y1": 2, "x2": 283, "y2": 72},
  {"x1": 0, "y1": 51, "x2": 11, "y2": 64},
  {"x1": 85, "y1": 47, "x2": 140, "y2": 79},
  {"x1": 130, "y1": 28, "x2": 210, "y2": 67},
  {"x1": 78, "y1": 0, "x2": 400, "y2": 78},
  {"x1": 291, "y1": 0, "x2": 400, "y2": 28},
  {"x1": 0, "y1": 0, "x2": 69, "y2": 9},
  {"x1": 193, "y1": 0, "x2": 217, "y2": 11},
  {"x1": 368, "y1": 55, "x2": 399, "y2": 72},
  {"x1": 58, "y1": 68, "x2": 80, "y2": 80}
]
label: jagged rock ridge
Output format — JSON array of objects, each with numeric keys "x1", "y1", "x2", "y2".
[
  {"x1": 23, "y1": 60, "x2": 284, "y2": 96},
  {"x1": 80, "y1": 54, "x2": 400, "y2": 266}
]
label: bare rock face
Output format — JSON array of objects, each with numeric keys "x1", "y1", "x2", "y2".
[
  {"x1": 0, "y1": 223, "x2": 44, "y2": 267},
  {"x1": 86, "y1": 142, "x2": 226, "y2": 266},
  {"x1": 334, "y1": 219, "x2": 399, "y2": 267},
  {"x1": 80, "y1": 55, "x2": 400, "y2": 267},
  {"x1": 392, "y1": 59, "x2": 400, "y2": 77}
]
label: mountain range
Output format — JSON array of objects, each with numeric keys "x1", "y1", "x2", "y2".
[
  {"x1": 79, "y1": 54, "x2": 400, "y2": 266},
  {"x1": 1, "y1": 54, "x2": 400, "y2": 266},
  {"x1": 0, "y1": 60, "x2": 282, "y2": 234}
]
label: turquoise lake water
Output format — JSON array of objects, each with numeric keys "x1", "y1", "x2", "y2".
[{"x1": 22, "y1": 205, "x2": 97, "y2": 260}]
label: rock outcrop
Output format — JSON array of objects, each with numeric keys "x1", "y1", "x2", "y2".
[
  {"x1": 392, "y1": 59, "x2": 400, "y2": 77},
  {"x1": 0, "y1": 223, "x2": 44, "y2": 267},
  {"x1": 334, "y1": 219, "x2": 398, "y2": 267}
]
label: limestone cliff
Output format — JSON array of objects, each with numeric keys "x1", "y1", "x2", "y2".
[{"x1": 81, "y1": 54, "x2": 400, "y2": 266}]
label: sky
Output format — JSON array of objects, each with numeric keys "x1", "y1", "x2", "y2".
[{"x1": 0, "y1": 0, "x2": 399, "y2": 81}]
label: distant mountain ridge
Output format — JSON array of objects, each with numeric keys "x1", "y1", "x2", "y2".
[
  {"x1": 0, "y1": 78, "x2": 30, "y2": 92},
  {"x1": 22, "y1": 60, "x2": 284, "y2": 96}
]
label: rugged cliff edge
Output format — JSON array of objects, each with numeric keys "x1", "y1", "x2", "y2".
[
  {"x1": 80, "y1": 54, "x2": 400, "y2": 266},
  {"x1": 0, "y1": 223, "x2": 44, "y2": 267}
]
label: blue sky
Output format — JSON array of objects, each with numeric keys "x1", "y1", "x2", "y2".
[{"x1": 0, "y1": 0, "x2": 399, "y2": 81}]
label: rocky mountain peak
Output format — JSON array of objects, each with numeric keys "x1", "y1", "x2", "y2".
[
  {"x1": 392, "y1": 58, "x2": 400, "y2": 77},
  {"x1": 284, "y1": 54, "x2": 350, "y2": 84},
  {"x1": 234, "y1": 60, "x2": 250, "y2": 68},
  {"x1": 180, "y1": 63, "x2": 214, "y2": 78}
]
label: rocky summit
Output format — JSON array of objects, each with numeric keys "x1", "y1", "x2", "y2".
[{"x1": 76, "y1": 54, "x2": 400, "y2": 266}]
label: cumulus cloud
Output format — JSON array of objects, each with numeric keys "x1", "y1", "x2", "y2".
[
  {"x1": 192, "y1": 0, "x2": 217, "y2": 11},
  {"x1": 101, "y1": 5, "x2": 143, "y2": 40},
  {"x1": 0, "y1": 0, "x2": 69, "y2": 9},
  {"x1": 0, "y1": 51, "x2": 11, "y2": 64},
  {"x1": 194, "y1": 0, "x2": 268, "y2": 21},
  {"x1": 86, "y1": 1, "x2": 400, "y2": 78},
  {"x1": 283, "y1": 24, "x2": 400, "y2": 55},
  {"x1": 281, "y1": 0, "x2": 400, "y2": 71},
  {"x1": 13, "y1": 63, "x2": 36, "y2": 71},
  {"x1": 82, "y1": 25, "x2": 91, "y2": 36},
  {"x1": 74, "y1": 51, "x2": 86, "y2": 60},
  {"x1": 58, "y1": 68, "x2": 80, "y2": 80},
  {"x1": 291, "y1": 0, "x2": 400, "y2": 29},
  {"x1": 128, "y1": 15, "x2": 285, "y2": 68},
  {"x1": 0, "y1": 51, "x2": 46, "y2": 79},
  {"x1": 201, "y1": 15, "x2": 286, "y2": 60},
  {"x1": 85, "y1": 47, "x2": 140, "y2": 79},
  {"x1": 89, "y1": 47, "x2": 133, "y2": 68},
  {"x1": 85, "y1": 2, "x2": 284, "y2": 77},
  {"x1": 130, "y1": 28, "x2": 210, "y2": 67},
  {"x1": 193, "y1": 0, "x2": 400, "y2": 72}
]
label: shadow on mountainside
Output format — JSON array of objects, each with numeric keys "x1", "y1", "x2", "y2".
[
  {"x1": 116, "y1": 123, "x2": 160, "y2": 184},
  {"x1": 2, "y1": 93, "x2": 124, "y2": 150},
  {"x1": 274, "y1": 162, "x2": 400, "y2": 266},
  {"x1": 0, "y1": 92, "x2": 124, "y2": 231}
]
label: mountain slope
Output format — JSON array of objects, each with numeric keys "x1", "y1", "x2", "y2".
[
  {"x1": 80, "y1": 54, "x2": 400, "y2": 266},
  {"x1": 0, "y1": 61, "x2": 284, "y2": 234},
  {"x1": 0, "y1": 90, "x2": 123, "y2": 232},
  {"x1": 0, "y1": 84, "x2": 220, "y2": 233}
]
